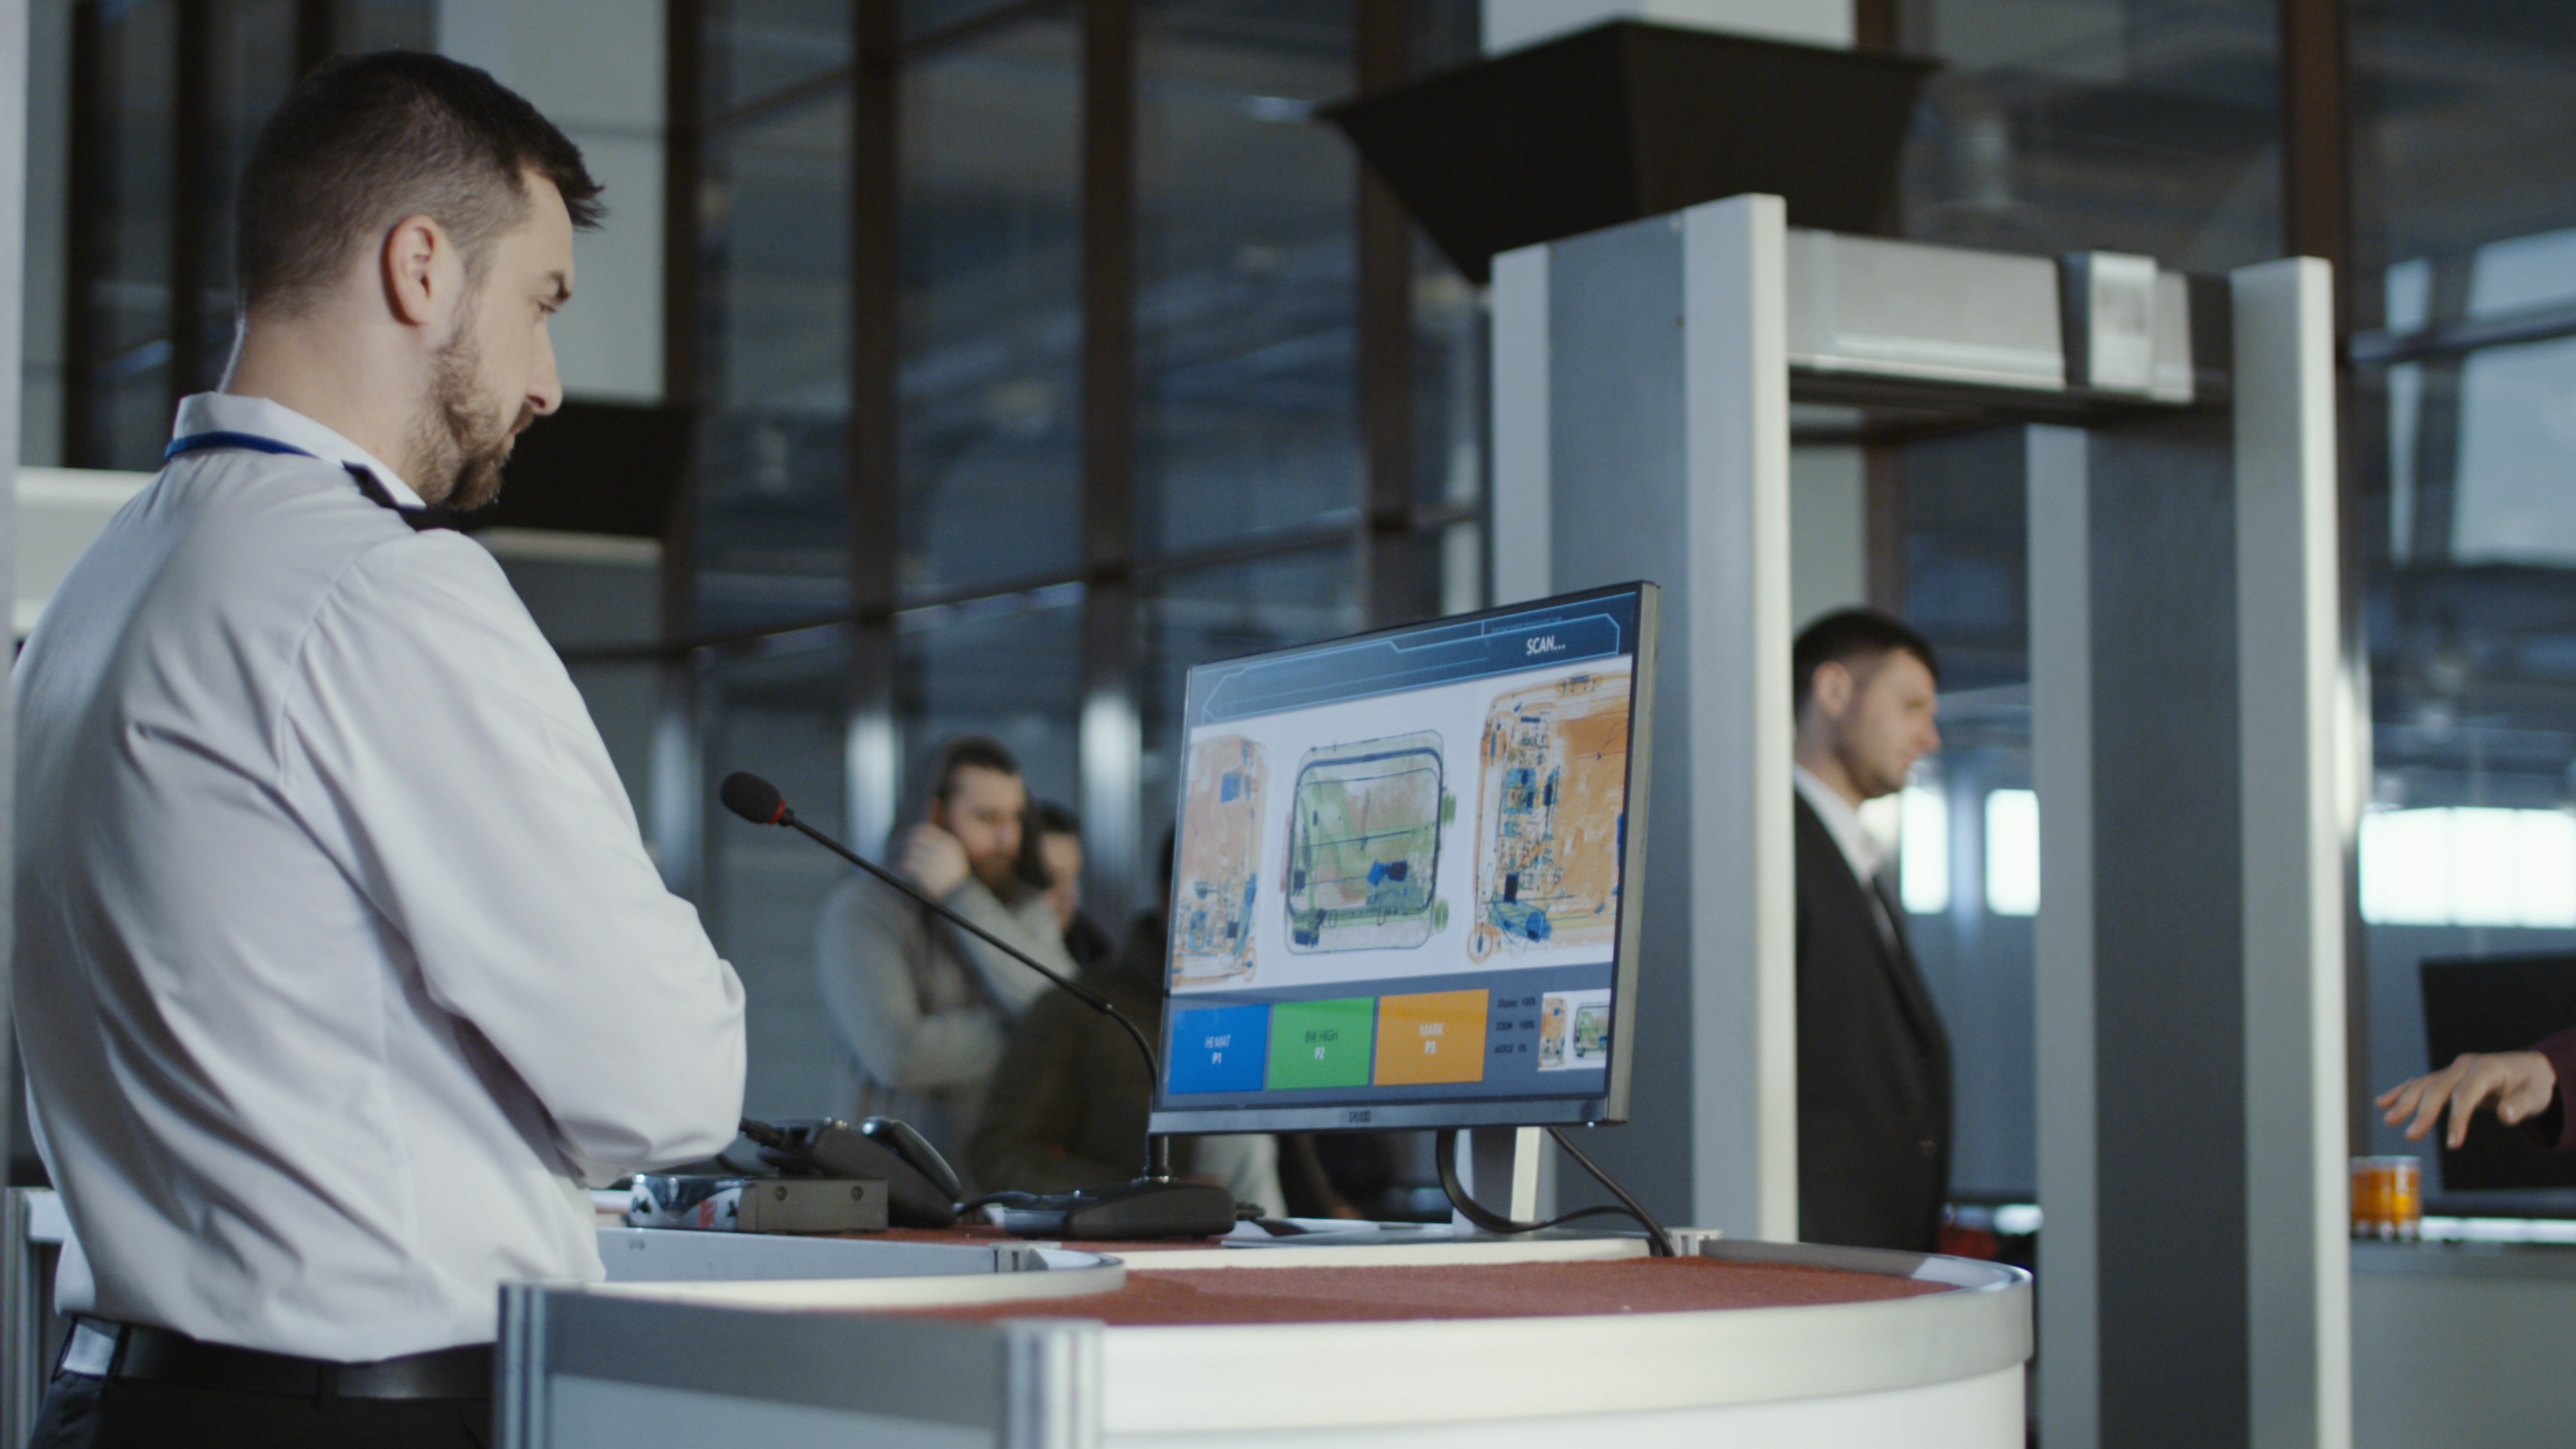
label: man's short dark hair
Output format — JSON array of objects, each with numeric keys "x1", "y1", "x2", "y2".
[
  {"x1": 930, "y1": 736, "x2": 1022, "y2": 803},
  {"x1": 1792, "y1": 609, "x2": 1941, "y2": 709},
  {"x1": 235, "y1": 51, "x2": 604, "y2": 317}
]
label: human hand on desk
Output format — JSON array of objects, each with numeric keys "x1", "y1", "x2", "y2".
[
  {"x1": 900, "y1": 822, "x2": 973, "y2": 898},
  {"x1": 2377, "y1": 1051, "x2": 2558, "y2": 1149}
]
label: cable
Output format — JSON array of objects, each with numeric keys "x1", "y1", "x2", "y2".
[
  {"x1": 1545, "y1": 1126, "x2": 1674, "y2": 1257},
  {"x1": 1435, "y1": 1128, "x2": 1675, "y2": 1256}
]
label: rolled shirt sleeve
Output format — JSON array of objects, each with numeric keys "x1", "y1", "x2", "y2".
[{"x1": 2521, "y1": 1026, "x2": 2576, "y2": 1153}]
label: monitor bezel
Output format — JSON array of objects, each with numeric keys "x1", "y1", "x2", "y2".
[{"x1": 1147, "y1": 580, "x2": 1658, "y2": 1136}]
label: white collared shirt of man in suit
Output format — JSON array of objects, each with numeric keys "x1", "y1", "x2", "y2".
[{"x1": 1794, "y1": 763, "x2": 1901, "y2": 949}]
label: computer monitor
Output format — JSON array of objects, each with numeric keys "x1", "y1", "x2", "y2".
[{"x1": 1148, "y1": 582, "x2": 1658, "y2": 1136}]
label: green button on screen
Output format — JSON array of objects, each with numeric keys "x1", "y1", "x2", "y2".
[{"x1": 1265, "y1": 998, "x2": 1377, "y2": 1089}]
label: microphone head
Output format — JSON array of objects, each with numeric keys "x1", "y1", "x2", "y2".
[{"x1": 720, "y1": 772, "x2": 790, "y2": 826}]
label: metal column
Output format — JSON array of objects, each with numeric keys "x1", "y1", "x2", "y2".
[
  {"x1": 2031, "y1": 260, "x2": 2349, "y2": 1449},
  {"x1": 2234, "y1": 257, "x2": 2351, "y2": 1449},
  {"x1": 1504, "y1": 194, "x2": 2350, "y2": 1444},
  {"x1": 2029, "y1": 423, "x2": 2097, "y2": 1448},
  {"x1": 0, "y1": 0, "x2": 28, "y2": 1433},
  {"x1": 1493, "y1": 195, "x2": 1797, "y2": 1240}
]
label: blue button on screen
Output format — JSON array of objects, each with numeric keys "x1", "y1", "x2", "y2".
[{"x1": 1167, "y1": 1004, "x2": 1271, "y2": 1093}]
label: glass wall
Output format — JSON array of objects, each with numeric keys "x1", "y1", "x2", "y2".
[
  {"x1": 72, "y1": 1, "x2": 180, "y2": 471},
  {"x1": 2349, "y1": 1, "x2": 2576, "y2": 1162},
  {"x1": 1863, "y1": 0, "x2": 2289, "y2": 1205},
  {"x1": 898, "y1": 8, "x2": 1085, "y2": 601},
  {"x1": 1135, "y1": 5, "x2": 1358, "y2": 557},
  {"x1": 1901, "y1": 0, "x2": 2283, "y2": 272},
  {"x1": 704, "y1": 0, "x2": 850, "y2": 113},
  {"x1": 667, "y1": 1, "x2": 1485, "y2": 1120},
  {"x1": 694, "y1": 85, "x2": 854, "y2": 633},
  {"x1": 898, "y1": 586, "x2": 1088, "y2": 816},
  {"x1": 54, "y1": 0, "x2": 435, "y2": 472}
]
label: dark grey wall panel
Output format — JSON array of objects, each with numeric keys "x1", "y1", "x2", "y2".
[{"x1": 2086, "y1": 409, "x2": 2249, "y2": 1448}]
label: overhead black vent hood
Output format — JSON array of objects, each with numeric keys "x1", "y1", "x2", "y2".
[{"x1": 1318, "y1": 20, "x2": 1938, "y2": 284}]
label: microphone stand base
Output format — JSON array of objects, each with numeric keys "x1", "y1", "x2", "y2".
[{"x1": 997, "y1": 1179, "x2": 1239, "y2": 1240}]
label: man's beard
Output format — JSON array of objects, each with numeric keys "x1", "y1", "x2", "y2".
[
  {"x1": 969, "y1": 850, "x2": 1020, "y2": 896},
  {"x1": 407, "y1": 328, "x2": 529, "y2": 511}
]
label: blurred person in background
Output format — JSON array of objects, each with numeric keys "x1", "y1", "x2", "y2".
[
  {"x1": 816, "y1": 737, "x2": 1071, "y2": 1181},
  {"x1": 1032, "y1": 800, "x2": 1115, "y2": 972}
]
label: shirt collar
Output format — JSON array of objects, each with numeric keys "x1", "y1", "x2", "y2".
[
  {"x1": 172, "y1": 393, "x2": 428, "y2": 508},
  {"x1": 1793, "y1": 762, "x2": 1884, "y2": 885}
]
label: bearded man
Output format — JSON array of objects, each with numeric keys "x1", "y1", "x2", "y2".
[
  {"x1": 14, "y1": 53, "x2": 747, "y2": 1448},
  {"x1": 815, "y1": 737, "x2": 1074, "y2": 1181}
]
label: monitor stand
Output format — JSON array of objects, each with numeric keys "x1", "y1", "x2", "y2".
[
  {"x1": 1224, "y1": 1126, "x2": 1552, "y2": 1250},
  {"x1": 1455, "y1": 1125, "x2": 1546, "y2": 1229}
]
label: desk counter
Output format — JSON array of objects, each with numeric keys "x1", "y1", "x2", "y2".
[
  {"x1": 505, "y1": 1228, "x2": 2031, "y2": 1448},
  {"x1": 2353, "y1": 1236, "x2": 2576, "y2": 1449}
]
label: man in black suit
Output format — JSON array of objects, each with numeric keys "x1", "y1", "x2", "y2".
[{"x1": 1791, "y1": 609, "x2": 1951, "y2": 1252}]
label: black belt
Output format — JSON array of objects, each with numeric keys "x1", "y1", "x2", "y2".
[{"x1": 66, "y1": 1321, "x2": 494, "y2": 1400}]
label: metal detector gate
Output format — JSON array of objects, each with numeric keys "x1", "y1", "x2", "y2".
[{"x1": 1489, "y1": 195, "x2": 2347, "y2": 1449}]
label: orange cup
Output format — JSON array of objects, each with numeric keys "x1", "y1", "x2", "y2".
[{"x1": 2351, "y1": 1156, "x2": 2422, "y2": 1240}]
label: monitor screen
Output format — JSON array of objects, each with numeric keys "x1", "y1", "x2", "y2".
[{"x1": 1148, "y1": 582, "x2": 1658, "y2": 1135}]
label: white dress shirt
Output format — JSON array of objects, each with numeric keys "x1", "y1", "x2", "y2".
[
  {"x1": 1793, "y1": 763, "x2": 1884, "y2": 884},
  {"x1": 14, "y1": 393, "x2": 747, "y2": 1360},
  {"x1": 1794, "y1": 763, "x2": 1899, "y2": 950}
]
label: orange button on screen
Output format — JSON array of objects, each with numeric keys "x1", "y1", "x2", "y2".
[{"x1": 1373, "y1": 989, "x2": 1490, "y2": 1085}]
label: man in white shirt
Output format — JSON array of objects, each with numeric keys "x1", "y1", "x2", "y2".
[
  {"x1": 1789, "y1": 609, "x2": 1951, "y2": 1252},
  {"x1": 17, "y1": 52, "x2": 746, "y2": 1448}
]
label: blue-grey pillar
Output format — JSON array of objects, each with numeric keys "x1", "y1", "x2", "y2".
[
  {"x1": 2031, "y1": 260, "x2": 2349, "y2": 1449},
  {"x1": 1491, "y1": 195, "x2": 1797, "y2": 1240}
]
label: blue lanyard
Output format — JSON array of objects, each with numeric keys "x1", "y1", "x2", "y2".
[
  {"x1": 163, "y1": 430, "x2": 442, "y2": 531},
  {"x1": 165, "y1": 430, "x2": 320, "y2": 462}
]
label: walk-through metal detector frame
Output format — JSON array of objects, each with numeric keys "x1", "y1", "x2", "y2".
[{"x1": 1487, "y1": 194, "x2": 2349, "y2": 1449}]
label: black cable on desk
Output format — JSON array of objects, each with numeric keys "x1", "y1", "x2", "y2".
[{"x1": 1435, "y1": 1128, "x2": 1676, "y2": 1256}]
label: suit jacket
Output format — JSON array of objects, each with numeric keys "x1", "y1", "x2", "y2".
[{"x1": 1793, "y1": 792, "x2": 1953, "y2": 1252}]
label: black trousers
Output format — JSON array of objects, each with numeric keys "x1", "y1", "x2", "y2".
[{"x1": 30, "y1": 1371, "x2": 490, "y2": 1448}]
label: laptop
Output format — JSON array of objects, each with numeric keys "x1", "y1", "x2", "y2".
[{"x1": 2418, "y1": 951, "x2": 2576, "y2": 1196}]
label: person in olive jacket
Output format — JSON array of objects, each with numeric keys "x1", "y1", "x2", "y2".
[{"x1": 969, "y1": 837, "x2": 1346, "y2": 1216}]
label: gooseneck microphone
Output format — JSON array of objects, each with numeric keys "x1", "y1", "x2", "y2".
[
  {"x1": 716, "y1": 771, "x2": 791, "y2": 828},
  {"x1": 720, "y1": 771, "x2": 1237, "y2": 1239}
]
